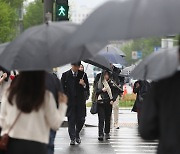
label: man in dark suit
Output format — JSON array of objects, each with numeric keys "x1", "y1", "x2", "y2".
[{"x1": 61, "y1": 62, "x2": 89, "y2": 145}]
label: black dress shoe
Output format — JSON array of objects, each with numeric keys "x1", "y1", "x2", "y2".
[
  {"x1": 105, "y1": 134, "x2": 110, "y2": 140},
  {"x1": 76, "y1": 138, "x2": 81, "y2": 144},
  {"x1": 98, "y1": 135, "x2": 104, "y2": 141},
  {"x1": 70, "y1": 140, "x2": 76, "y2": 145}
]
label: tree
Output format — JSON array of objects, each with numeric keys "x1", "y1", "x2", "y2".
[
  {"x1": 23, "y1": 0, "x2": 44, "y2": 30},
  {"x1": 3, "y1": 0, "x2": 24, "y2": 8},
  {"x1": 0, "y1": 0, "x2": 17, "y2": 43},
  {"x1": 121, "y1": 37, "x2": 161, "y2": 65}
]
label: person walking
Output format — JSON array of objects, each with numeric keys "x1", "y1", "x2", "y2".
[
  {"x1": 110, "y1": 67, "x2": 123, "y2": 129},
  {"x1": 0, "y1": 71, "x2": 67, "y2": 154},
  {"x1": 79, "y1": 64, "x2": 84, "y2": 72},
  {"x1": 61, "y1": 62, "x2": 89, "y2": 145},
  {"x1": 139, "y1": 71, "x2": 180, "y2": 154},
  {"x1": 95, "y1": 70, "x2": 115, "y2": 141},
  {"x1": 46, "y1": 72, "x2": 64, "y2": 154},
  {"x1": 79, "y1": 64, "x2": 90, "y2": 101},
  {"x1": 132, "y1": 80, "x2": 150, "y2": 124}
]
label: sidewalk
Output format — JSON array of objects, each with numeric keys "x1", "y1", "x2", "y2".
[
  {"x1": 85, "y1": 107, "x2": 137, "y2": 127},
  {"x1": 62, "y1": 108, "x2": 138, "y2": 127}
]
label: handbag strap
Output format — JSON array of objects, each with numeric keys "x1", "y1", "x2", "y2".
[{"x1": 7, "y1": 112, "x2": 21, "y2": 134}]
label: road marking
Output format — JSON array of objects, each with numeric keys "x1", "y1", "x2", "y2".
[{"x1": 110, "y1": 128, "x2": 158, "y2": 154}]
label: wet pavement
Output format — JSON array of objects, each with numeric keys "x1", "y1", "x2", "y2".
[{"x1": 55, "y1": 109, "x2": 158, "y2": 154}]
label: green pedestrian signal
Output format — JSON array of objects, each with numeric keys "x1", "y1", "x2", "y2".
[
  {"x1": 58, "y1": 6, "x2": 66, "y2": 16},
  {"x1": 56, "y1": 0, "x2": 69, "y2": 21}
]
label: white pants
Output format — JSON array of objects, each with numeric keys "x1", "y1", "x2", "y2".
[{"x1": 112, "y1": 96, "x2": 120, "y2": 128}]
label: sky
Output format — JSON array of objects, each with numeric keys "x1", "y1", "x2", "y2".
[{"x1": 71, "y1": 0, "x2": 110, "y2": 8}]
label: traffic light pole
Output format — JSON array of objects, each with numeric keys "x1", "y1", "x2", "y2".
[{"x1": 43, "y1": 0, "x2": 54, "y2": 22}]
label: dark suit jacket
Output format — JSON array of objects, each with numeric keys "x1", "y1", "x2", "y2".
[
  {"x1": 111, "y1": 71, "x2": 123, "y2": 100},
  {"x1": 139, "y1": 72, "x2": 180, "y2": 154},
  {"x1": 132, "y1": 80, "x2": 150, "y2": 112},
  {"x1": 61, "y1": 70, "x2": 89, "y2": 117}
]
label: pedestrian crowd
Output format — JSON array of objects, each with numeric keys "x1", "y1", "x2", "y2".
[
  {"x1": 0, "y1": 52, "x2": 180, "y2": 154},
  {"x1": 0, "y1": 61, "x2": 126, "y2": 153}
]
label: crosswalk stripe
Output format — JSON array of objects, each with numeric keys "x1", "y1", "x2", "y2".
[
  {"x1": 110, "y1": 142, "x2": 158, "y2": 145},
  {"x1": 112, "y1": 145, "x2": 157, "y2": 148},
  {"x1": 112, "y1": 144, "x2": 156, "y2": 148},
  {"x1": 110, "y1": 128, "x2": 158, "y2": 154}
]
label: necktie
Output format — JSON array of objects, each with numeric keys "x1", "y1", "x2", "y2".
[{"x1": 73, "y1": 72, "x2": 77, "y2": 77}]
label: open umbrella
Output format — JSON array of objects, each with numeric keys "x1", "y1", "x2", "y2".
[
  {"x1": 67, "y1": 0, "x2": 180, "y2": 48},
  {"x1": 0, "y1": 22, "x2": 76, "y2": 71},
  {"x1": 84, "y1": 53, "x2": 112, "y2": 71},
  {"x1": 0, "y1": 22, "x2": 105, "y2": 71},
  {"x1": 130, "y1": 47, "x2": 179, "y2": 80},
  {"x1": 99, "y1": 52, "x2": 127, "y2": 65},
  {"x1": 0, "y1": 43, "x2": 9, "y2": 55},
  {"x1": 101, "y1": 45, "x2": 126, "y2": 57},
  {"x1": 120, "y1": 65, "x2": 136, "y2": 77}
]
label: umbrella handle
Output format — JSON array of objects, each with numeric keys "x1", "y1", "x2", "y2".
[{"x1": 110, "y1": 79, "x2": 123, "y2": 91}]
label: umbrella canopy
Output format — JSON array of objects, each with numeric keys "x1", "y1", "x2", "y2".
[
  {"x1": 0, "y1": 22, "x2": 105, "y2": 71},
  {"x1": 84, "y1": 53, "x2": 112, "y2": 71},
  {"x1": 130, "y1": 47, "x2": 179, "y2": 80},
  {"x1": 0, "y1": 43, "x2": 9, "y2": 55},
  {"x1": 0, "y1": 22, "x2": 76, "y2": 71},
  {"x1": 101, "y1": 45, "x2": 126, "y2": 57},
  {"x1": 120, "y1": 65, "x2": 136, "y2": 77},
  {"x1": 67, "y1": 0, "x2": 180, "y2": 47},
  {"x1": 99, "y1": 52, "x2": 127, "y2": 65}
]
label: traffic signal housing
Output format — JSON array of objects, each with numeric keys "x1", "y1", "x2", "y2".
[{"x1": 56, "y1": 0, "x2": 69, "y2": 21}]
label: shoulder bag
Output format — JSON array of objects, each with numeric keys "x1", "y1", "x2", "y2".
[{"x1": 0, "y1": 112, "x2": 21, "y2": 151}]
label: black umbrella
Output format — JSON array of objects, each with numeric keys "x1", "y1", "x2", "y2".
[{"x1": 84, "y1": 53, "x2": 112, "y2": 71}]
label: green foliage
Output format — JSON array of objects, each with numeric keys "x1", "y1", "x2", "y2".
[
  {"x1": 121, "y1": 37, "x2": 161, "y2": 65},
  {"x1": 86, "y1": 101, "x2": 134, "y2": 108},
  {"x1": 3, "y1": 0, "x2": 24, "y2": 8},
  {"x1": 86, "y1": 94, "x2": 136, "y2": 108},
  {"x1": 173, "y1": 35, "x2": 180, "y2": 46},
  {"x1": 119, "y1": 100, "x2": 134, "y2": 108},
  {"x1": 23, "y1": 0, "x2": 43, "y2": 30},
  {"x1": 86, "y1": 102, "x2": 92, "y2": 107},
  {"x1": 0, "y1": 0, "x2": 17, "y2": 43}
]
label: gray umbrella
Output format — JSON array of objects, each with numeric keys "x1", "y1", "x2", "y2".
[
  {"x1": 0, "y1": 43, "x2": 9, "y2": 55},
  {"x1": 67, "y1": 0, "x2": 180, "y2": 47},
  {"x1": 0, "y1": 22, "x2": 105, "y2": 71},
  {"x1": 0, "y1": 22, "x2": 76, "y2": 71},
  {"x1": 130, "y1": 47, "x2": 179, "y2": 80},
  {"x1": 120, "y1": 65, "x2": 136, "y2": 77}
]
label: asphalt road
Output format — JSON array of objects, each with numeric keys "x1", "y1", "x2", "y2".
[{"x1": 55, "y1": 109, "x2": 158, "y2": 154}]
